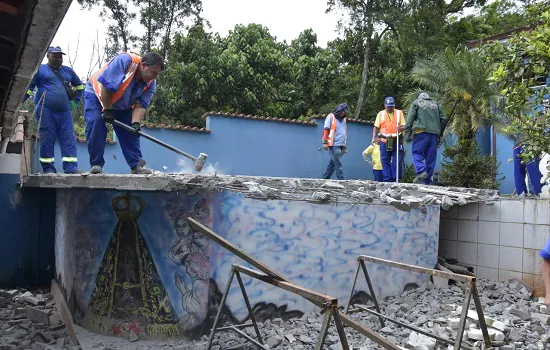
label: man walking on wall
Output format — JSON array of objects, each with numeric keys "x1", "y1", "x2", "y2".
[
  {"x1": 405, "y1": 92, "x2": 447, "y2": 185},
  {"x1": 22, "y1": 46, "x2": 84, "y2": 174},
  {"x1": 85, "y1": 51, "x2": 164, "y2": 174},
  {"x1": 322, "y1": 103, "x2": 349, "y2": 180},
  {"x1": 513, "y1": 136, "x2": 543, "y2": 196},
  {"x1": 372, "y1": 97, "x2": 405, "y2": 182}
]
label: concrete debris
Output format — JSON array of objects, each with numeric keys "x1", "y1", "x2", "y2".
[
  {"x1": 26, "y1": 174, "x2": 500, "y2": 211},
  {"x1": 0, "y1": 288, "x2": 75, "y2": 350}
]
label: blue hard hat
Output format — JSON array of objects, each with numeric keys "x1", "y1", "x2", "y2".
[
  {"x1": 384, "y1": 96, "x2": 395, "y2": 107},
  {"x1": 47, "y1": 46, "x2": 66, "y2": 55}
]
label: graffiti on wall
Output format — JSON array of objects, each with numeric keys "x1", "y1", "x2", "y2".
[{"x1": 56, "y1": 189, "x2": 439, "y2": 340}]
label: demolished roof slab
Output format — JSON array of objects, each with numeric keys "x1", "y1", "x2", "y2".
[{"x1": 21, "y1": 173, "x2": 500, "y2": 211}]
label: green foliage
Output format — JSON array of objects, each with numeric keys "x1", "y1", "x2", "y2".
[
  {"x1": 401, "y1": 162, "x2": 417, "y2": 184},
  {"x1": 439, "y1": 139, "x2": 503, "y2": 189},
  {"x1": 486, "y1": 3, "x2": 550, "y2": 163}
]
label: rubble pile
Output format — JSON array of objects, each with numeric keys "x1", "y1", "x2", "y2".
[
  {"x1": 190, "y1": 278, "x2": 549, "y2": 350},
  {"x1": 29, "y1": 173, "x2": 500, "y2": 211},
  {"x1": 3, "y1": 278, "x2": 546, "y2": 350},
  {"x1": 0, "y1": 288, "x2": 76, "y2": 350}
]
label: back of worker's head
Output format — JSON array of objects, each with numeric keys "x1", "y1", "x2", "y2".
[{"x1": 140, "y1": 52, "x2": 165, "y2": 83}]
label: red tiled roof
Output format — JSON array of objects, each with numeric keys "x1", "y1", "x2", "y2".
[
  {"x1": 202, "y1": 111, "x2": 316, "y2": 125},
  {"x1": 141, "y1": 123, "x2": 211, "y2": 133},
  {"x1": 310, "y1": 115, "x2": 374, "y2": 125},
  {"x1": 465, "y1": 25, "x2": 535, "y2": 49}
]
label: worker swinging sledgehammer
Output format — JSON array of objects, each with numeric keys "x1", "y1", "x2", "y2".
[{"x1": 84, "y1": 51, "x2": 164, "y2": 174}]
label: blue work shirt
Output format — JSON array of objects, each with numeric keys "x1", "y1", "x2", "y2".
[
  {"x1": 85, "y1": 53, "x2": 157, "y2": 110},
  {"x1": 24, "y1": 64, "x2": 84, "y2": 112},
  {"x1": 324, "y1": 114, "x2": 347, "y2": 146}
]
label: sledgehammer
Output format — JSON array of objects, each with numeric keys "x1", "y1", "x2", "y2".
[{"x1": 112, "y1": 120, "x2": 208, "y2": 171}]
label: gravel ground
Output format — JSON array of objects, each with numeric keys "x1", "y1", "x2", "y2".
[{"x1": 4, "y1": 278, "x2": 547, "y2": 350}]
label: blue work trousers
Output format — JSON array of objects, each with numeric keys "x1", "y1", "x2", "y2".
[
  {"x1": 373, "y1": 169, "x2": 383, "y2": 182},
  {"x1": 379, "y1": 141, "x2": 404, "y2": 182},
  {"x1": 323, "y1": 146, "x2": 345, "y2": 180},
  {"x1": 84, "y1": 92, "x2": 142, "y2": 169},
  {"x1": 36, "y1": 106, "x2": 78, "y2": 173},
  {"x1": 513, "y1": 145, "x2": 542, "y2": 195},
  {"x1": 412, "y1": 132, "x2": 438, "y2": 185}
]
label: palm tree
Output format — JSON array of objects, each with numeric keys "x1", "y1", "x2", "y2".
[
  {"x1": 405, "y1": 48, "x2": 502, "y2": 189},
  {"x1": 406, "y1": 47, "x2": 497, "y2": 142}
]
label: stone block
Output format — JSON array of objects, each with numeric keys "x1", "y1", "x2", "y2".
[
  {"x1": 490, "y1": 320, "x2": 506, "y2": 331},
  {"x1": 457, "y1": 220, "x2": 478, "y2": 242},
  {"x1": 523, "y1": 224, "x2": 549, "y2": 249},
  {"x1": 499, "y1": 246, "x2": 523, "y2": 272},
  {"x1": 439, "y1": 240, "x2": 458, "y2": 260},
  {"x1": 531, "y1": 312, "x2": 550, "y2": 325},
  {"x1": 440, "y1": 219, "x2": 458, "y2": 241},
  {"x1": 457, "y1": 242, "x2": 477, "y2": 266},
  {"x1": 477, "y1": 244, "x2": 499, "y2": 269},
  {"x1": 477, "y1": 221, "x2": 499, "y2": 245},
  {"x1": 524, "y1": 199, "x2": 537, "y2": 224},
  {"x1": 500, "y1": 200, "x2": 524, "y2": 223},
  {"x1": 441, "y1": 205, "x2": 458, "y2": 219},
  {"x1": 523, "y1": 249, "x2": 542, "y2": 274},
  {"x1": 500, "y1": 223, "x2": 523, "y2": 248},
  {"x1": 458, "y1": 203, "x2": 479, "y2": 220},
  {"x1": 479, "y1": 202, "x2": 500, "y2": 222},
  {"x1": 536, "y1": 200, "x2": 550, "y2": 225},
  {"x1": 467, "y1": 328, "x2": 495, "y2": 340},
  {"x1": 475, "y1": 266, "x2": 498, "y2": 281},
  {"x1": 499, "y1": 269, "x2": 522, "y2": 282},
  {"x1": 26, "y1": 306, "x2": 50, "y2": 325}
]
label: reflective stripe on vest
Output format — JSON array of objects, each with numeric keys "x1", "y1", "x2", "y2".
[
  {"x1": 89, "y1": 52, "x2": 152, "y2": 108},
  {"x1": 379, "y1": 109, "x2": 403, "y2": 142},
  {"x1": 327, "y1": 113, "x2": 346, "y2": 147}
]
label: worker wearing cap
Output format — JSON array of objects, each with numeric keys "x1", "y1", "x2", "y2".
[
  {"x1": 372, "y1": 97, "x2": 405, "y2": 182},
  {"x1": 363, "y1": 141, "x2": 383, "y2": 181},
  {"x1": 85, "y1": 52, "x2": 164, "y2": 174},
  {"x1": 322, "y1": 103, "x2": 349, "y2": 180},
  {"x1": 405, "y1": 92, "x2": 447, "y2": 185},
  {"x1": 22, "y1": 46, "x2": 84, "y2": 174}
]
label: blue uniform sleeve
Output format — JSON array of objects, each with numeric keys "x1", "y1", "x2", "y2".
[
  {"x1": 69, "y1": 67, "x2": 85, "y2": 103},
  {"x1": 97, "y1": 54, "x2": 132, "y2": 93},
  {"x1": 22, "y1": 69, "x2": 40, "y2": 104},
  {"x1": 138, "y1": 80, "x2": 156, "y2": 109}
]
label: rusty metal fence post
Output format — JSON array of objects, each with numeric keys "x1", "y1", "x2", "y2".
[{"x1": 345, "y1": 255, "x2": 492, "y2": 350}]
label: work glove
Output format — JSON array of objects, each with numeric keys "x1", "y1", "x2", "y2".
[
  {"x1": 131, "y1": 122, "x2": 141, "y2": 135},
  {"x1": 69, "y1": 101, "x2": 78, "y2": 111},
  {"x1": 101, "y1": 109, "x2": 116, "y2": 123},
  {"x1": 323, "y1": 141, "x2": 329, "y2": 150}
]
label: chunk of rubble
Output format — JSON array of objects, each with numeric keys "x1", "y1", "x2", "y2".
[{"x1": 405, "y1": 331, "x2": 436, "y2": 350}]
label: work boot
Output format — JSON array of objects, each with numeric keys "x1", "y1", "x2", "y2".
[
  {"x1": 90, "y1": 165, "x2": 103, "y2": 174},
  {"x1": 131, "y1": 159, "x2": 152, "y2": 175},
  {"x1": 413, "y1": 171, "x2": 428, "y2": 184}
]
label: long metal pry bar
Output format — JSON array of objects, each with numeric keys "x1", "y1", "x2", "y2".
[
  {"x1": 345, "y1": 255, "x2": 492, "y2": 350},
  {"x1": 187, "y1": 217, "x2": 401, "y2": 350}
]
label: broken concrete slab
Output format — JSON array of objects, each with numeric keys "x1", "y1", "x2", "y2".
[{"x1": 26, "y1": 306, "x2": 50, "y2": 325}]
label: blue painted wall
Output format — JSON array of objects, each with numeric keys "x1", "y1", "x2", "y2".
[
  {"x1": 0, "y1": 173, "x2": 55, "y2": 287},
  {"x1": 39, "y1": 114, "x2": 516, "y2": 192}
]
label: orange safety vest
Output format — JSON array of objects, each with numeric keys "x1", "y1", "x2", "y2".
[
  {"x1": 378, "y1": 109, "x2": 403, "y2": 142},
  {"x1": 325, "y1": 113, "x2": 347, "y2": 147},
  {"x1": 89, "y1": 52, "x2": 152, "y2": 108}
]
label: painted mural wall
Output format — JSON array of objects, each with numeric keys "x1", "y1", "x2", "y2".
[{"x1": 55, "y1": 188, "x2": 440, "y2": 340}]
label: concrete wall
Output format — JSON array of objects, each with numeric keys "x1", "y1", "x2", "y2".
[
  {"x1": 439, "y1": 199, "x2": 549, "y2": 296},
  {"x1": 55, "y1": 188, "x2": 440, "y2": 340},
  {"x1": 0, "y1": 153, "x2": 56, "y2": 287},
  {"x1": 42, "y1": 115, "x2": 450, "y2": 181}
]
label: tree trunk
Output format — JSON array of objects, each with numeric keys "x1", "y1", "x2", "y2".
[{"x1": 354, "y1": 33, "x2": 371, "y2": 119}]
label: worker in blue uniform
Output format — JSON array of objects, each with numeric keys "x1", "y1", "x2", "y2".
[
  {"x1": 513, "y1": 136, "x2": 543, "y2": 196},
  {"x1": 85, "y1": 52, "x2": 164, "y2": 174},
  {"x1": 22, "y1": 46, "x2": 84, "y2": 173}
]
